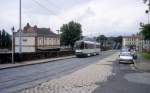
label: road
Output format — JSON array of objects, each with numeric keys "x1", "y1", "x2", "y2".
[
  {"x1": 0, "y1": 50, "x2": 115, "y2": 93},
  {"x1": 92, "y1": 56, "x2": 150, "y2": 93}
]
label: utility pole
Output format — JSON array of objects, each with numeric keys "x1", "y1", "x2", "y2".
[
  {"x1": 144, "y1": 0, "x2": 150, "y2": 24},
  {"x1": 56, "y1": 29, "x2": 60, "y2": 48},
  {"x1": 148, "y1": 0, "x2": 150, "y2": 24},
  {"x1": 19, "y1": 0, "x2": 22, "y2": 54},
  {"x1": 11, "y1": 27, "x2": 15, "y2": 64}
]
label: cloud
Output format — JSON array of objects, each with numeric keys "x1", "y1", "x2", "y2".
[{"x1": 0, "y1": 0, "x2": 147, "y2": 36}]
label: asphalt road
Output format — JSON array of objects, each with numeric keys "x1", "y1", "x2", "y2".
[
  {"x1": 0, "y1": 50, "x2": 115, "y2": 93},
  {"x1": 92, "y1": 57, "x2": 150, "y2": 93}
]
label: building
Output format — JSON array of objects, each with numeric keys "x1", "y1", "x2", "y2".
[
  {"x1": 122, "y1": 34, "x2": 143, "y2": 50},
  {"x1": 14, "y1": 23, "x2": 60, "y2": 53}
]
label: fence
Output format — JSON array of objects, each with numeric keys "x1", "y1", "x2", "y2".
[{"x1": 0, "y1": 51, "x2": 75, "y2": 64}]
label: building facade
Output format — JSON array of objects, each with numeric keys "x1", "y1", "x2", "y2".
[
  {"x1": 14, "y1": 23, "x2": 60, "y2": 53},
  {"x1": 122, "y1": 34, "x2": 143, "y2": 50}
]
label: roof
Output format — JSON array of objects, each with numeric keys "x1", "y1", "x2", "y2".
[
  {"x1": 15, "y1": 23, "x2": 59, "y2": 38},
  {"x1": 123, "y1": 34, "x2": 143, "y2": 39},
  {"x1": 33, "y1": 27, "x2": 58, "y2": 37},
  {"x1": 76, "y1": 40, "x2": 99, "y2": 44}
]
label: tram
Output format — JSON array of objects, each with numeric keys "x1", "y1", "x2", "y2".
[{"x1": 75, "y1": 40, "x2": 100, "y2": 57}]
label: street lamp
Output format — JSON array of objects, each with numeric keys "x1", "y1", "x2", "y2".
[
  {"x1": 11, "y1": 27, "x2": 15, "y2": 64},
  {"x1": 144, "y1": 0, "x2": 150, "y2": 24},
  {"x1": 19, "y1": 0, "x2": 22, "y2": 54},
  {"x1": 56, "y1": 29, "x2": 60, "y2": 48},
  {"x1": 145, "y1": 10, "x2": 149, "y2": 24}
]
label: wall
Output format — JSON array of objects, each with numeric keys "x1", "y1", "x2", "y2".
[
  {"x1": 37, "y1": 37, "x2": 60, "y2": 49},
  {"x1": 15, "y1": 37, "x2": 35, "y2": 53}
]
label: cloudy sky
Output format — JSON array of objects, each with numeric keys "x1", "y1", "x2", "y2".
[{"x1": 0, "y1": 0, "x2": 148, "y2": 36}]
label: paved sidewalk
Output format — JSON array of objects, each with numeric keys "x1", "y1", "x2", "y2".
[
  {"x1": 134, "y1": 54, "x2": 150, "y2": 71},
  {"x1": 0, "y1": 56, "x2": 75, "y2": 70}
]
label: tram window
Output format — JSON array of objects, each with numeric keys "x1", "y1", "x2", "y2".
[
  {"x1": 85, "y1": 43, "x2": 88, "y2": 49},
  {"x1": 80, "y1": 42, "x2": 84, "y2": 49},
  {"x1": 75, "y1": 42, "x2": 84, "y2": 49}
]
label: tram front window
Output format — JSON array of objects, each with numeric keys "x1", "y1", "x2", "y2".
[{"x1": 75, "y1": 42, "x2": 84, "y2": 49}]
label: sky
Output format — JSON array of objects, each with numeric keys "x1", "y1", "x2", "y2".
[{"x1": 0, "y1": 0, "x2": 148, "y2": 37}]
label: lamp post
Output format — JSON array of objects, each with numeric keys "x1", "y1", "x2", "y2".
[
  {"x1": 11, "y1": 27, "x2": 15, "y2": 64},
  {"x1": 144, "y1": 0, "x2": 150, "y2": 23},
  {"x1": 19, "y1": 0, "x2": 22, "y2": 54},
  {"x1": 56, "y1": 29, "x2": 60, "y2": 49},
  {"x1": 146, "y1": 10, "x2": 149, "y2": 24}
]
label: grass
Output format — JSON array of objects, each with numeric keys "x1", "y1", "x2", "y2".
[{"x1": 139, "y1": 52, "x2": 150, "y2": 60}]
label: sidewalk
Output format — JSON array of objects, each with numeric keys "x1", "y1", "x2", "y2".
[
  {"x1": 134, "y1": 54, "x2": 150, "y2": 71},
  {"x1": 0, "y1": 56, "x2": 75, "y2": 70}
]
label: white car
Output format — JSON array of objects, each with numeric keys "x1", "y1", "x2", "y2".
[{"x1": 118, "y1": 52, "x2": 134, "y2": 64}]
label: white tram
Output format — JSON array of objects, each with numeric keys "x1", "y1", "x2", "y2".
[{"x1": 75, "y1": 40, "x2": 100, "y2": 57}]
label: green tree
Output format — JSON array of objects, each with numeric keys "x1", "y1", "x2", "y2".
[
  {"x1": 115, "y1": 36, "x2": 122, "y2": 43},
  {"x1": 1, "y1": 29, "x2": 6, "y2": 48},
  {"x1": 5, "y1": 33, "x2": 11, "y2": 49},
  {"x1": 60, "y1": 21, "x2": 82, "y2": 50},
  {"x1": 143, "y1": 0, "x2": 148, "y2": 4},
  {"x1": 96, "y1": 35, "x2": 107, "y2": 47},
  {"x1": 0, "y1": 29, "x2": 12, "y2": 49},
  {"x1": 140, "y1": 24, "x2": 150, "y2": 40}
]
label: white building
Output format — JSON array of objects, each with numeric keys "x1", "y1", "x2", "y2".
[
  {"x1": 14, "y1": 23, "x2": 60, "y2": 53},
  {"x1": 122, "y1": 34, "x2": 143, "y2": 50}
]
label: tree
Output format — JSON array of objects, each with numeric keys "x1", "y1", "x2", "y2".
[
  {"x1": 96, "y1": 35, "x2": 107, "y2": 47},
  {"x1": 143, "y1": 0, "x2": 148, "y2": 4},
  {"x1": 1, "y1": 29, "x2": 6, "y2": 48},
  {"x1": 140, "y1": 24, "x2": 150, "y2": 40},
  {"x1": 0, "y1": 29, "x2": 12, "y2": 49},
  {"x1": 60, "y1": 21, "x2": 82, "y2": 50},
  {"x1": 5, "y1": 33, "x2": 11, "y2": 49},
  {"x1": 114, "y1": 36, "x2": 122, "y2": 43}
]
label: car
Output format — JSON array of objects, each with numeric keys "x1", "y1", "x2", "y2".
[
  {"x1": 118, "y1": 52, "x2": 134, "y2": 64},
  {"x1": 120, "y1": 48, "x2": 129, "y2": 52},
  {"x1": 120, "y1": 48, "x2": 137, "y2": 60}
]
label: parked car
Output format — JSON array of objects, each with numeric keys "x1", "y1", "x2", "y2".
[
  {"x1": 120, "y1": 48, "x2": 137, "y2": 59},
  {"x1": 118, "y1": 52, "x2": 134, "y2": 64},
  {"x1": 120, "y1": 48, "x2": 129, "y2": 52}
]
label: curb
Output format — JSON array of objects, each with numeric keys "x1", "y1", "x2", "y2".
[{"x1": 0, "y1": 56, "x2": 75, "y2": 70}]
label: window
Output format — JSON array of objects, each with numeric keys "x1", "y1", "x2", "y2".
[
  {"x1": 23, "y1": 39, "x2": 27, "y2": 42},
  {"x1": 75, "y1": 42, "x2": 84, "y2": 49}
]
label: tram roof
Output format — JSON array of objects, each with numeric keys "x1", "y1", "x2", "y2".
[{"x1": 76, "y1": 40, "x2": 99, "y2": 44}]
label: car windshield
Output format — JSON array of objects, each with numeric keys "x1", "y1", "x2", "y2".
[
  {"x1": 121, "y1": 49, "x2": 129, "y2": 52},
  {"x1": 120, "y1": 52, "x2": 131, "y2": 56}
]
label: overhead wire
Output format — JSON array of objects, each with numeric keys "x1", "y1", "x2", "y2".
[
  {"x1": 44, "y1": 0, "x2": 61, "y2": 10},
  {"x1": 32, "y1": 0, "x2": 56, "y2": 15}
]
